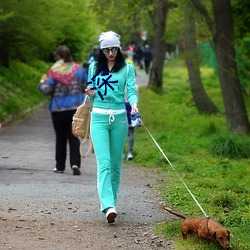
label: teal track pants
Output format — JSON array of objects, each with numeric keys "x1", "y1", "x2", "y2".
[{"x1": 90, "y1": 111, "x2": 128, "y2": 212}]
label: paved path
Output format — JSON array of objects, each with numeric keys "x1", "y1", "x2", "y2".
[
  {"x1": 135, "y1": 68, "x2": 149, "y2": 87},
  {"x1": 0, "y1": 106, "x2": 164, "y2": 224},
  {"x1": 0, "y1": 68, "x2": 152, "y2": 222}
]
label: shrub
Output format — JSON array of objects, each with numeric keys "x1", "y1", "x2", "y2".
[
  {"x1": 210, "y1": 135, "x2": 250, "y2": 159},
  {"x1": 210, "y1": 191, "x2": 237, "y2": 209}
]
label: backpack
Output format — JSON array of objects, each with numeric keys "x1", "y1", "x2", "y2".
[{"x1": 72, "y1": 95, "x2": 94, "y2": 158}]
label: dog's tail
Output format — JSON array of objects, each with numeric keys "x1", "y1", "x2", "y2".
[{"x1": 162, "y1": 206, "x2": 187, "y2": 220}]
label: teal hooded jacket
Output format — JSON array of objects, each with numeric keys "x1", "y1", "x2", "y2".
[{"x1": 87, "y1": 62, "x2": 138, "y2": 110}]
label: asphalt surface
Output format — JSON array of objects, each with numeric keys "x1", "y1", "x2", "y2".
[{"x1": 0, "y1": 106, "x2": 166, "y2": 222}]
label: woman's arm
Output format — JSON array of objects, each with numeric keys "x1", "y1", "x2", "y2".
[{"x1": 39, "y1": 76, "x2": 56, "y2": 95}]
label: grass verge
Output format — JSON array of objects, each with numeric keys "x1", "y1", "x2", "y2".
[
  {"x1": 128, "y1": 58, "x2": 250, "y2": 250},
  {"x1": 0, "y1": 60, "x2": 50, "y2": 125}
]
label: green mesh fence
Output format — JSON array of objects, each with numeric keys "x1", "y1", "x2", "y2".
[
  {"x1": 198, "y1": 40, "x2": 250, "y2": 94},
  {"x1": 198, "y1": 41, "x2": 217, "y2": 75}
]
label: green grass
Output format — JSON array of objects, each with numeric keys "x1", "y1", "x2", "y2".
[{"x1": 129, "y1": 59, "x2": 250, "y2": 250}]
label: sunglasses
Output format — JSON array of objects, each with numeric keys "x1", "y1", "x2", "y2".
[{"x1": 102, "y1": 47, "x2": 119, "y2": 55}]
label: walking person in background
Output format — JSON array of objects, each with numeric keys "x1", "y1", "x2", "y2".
[
  {"x1": 143, "y1": 44, "x2": 152, "y2": 74},
  {"x1": 85, "y1": 31, "x2": 138, "y2": 223},
  {"x1": 87, "y1": 46, "x2": 99, "y2": 71},
  {"x1": 134, "y1": 44, "x2": 144, "y2": 69},
  {"x1": 39, "y1": 45, "x2": 87, "y2": 175},
  {"x1": 123, "y1": 51, "x2": 137, "y2": 161}
]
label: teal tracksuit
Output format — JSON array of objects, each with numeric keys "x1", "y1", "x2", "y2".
[{"x1": 87, "y1": 62, "x2": 138, "y2": 212}]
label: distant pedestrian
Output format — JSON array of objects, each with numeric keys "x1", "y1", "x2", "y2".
[
  {"x1": 123, "y1": 52, "x2": 137, "y2": 160},
  {"x1": 143, "y1": 44, "x2": 152, "y2": 74},
  {"x1": 39, "y1": 45, "x2": 87, "y2": 175},
  {"x1": 134, "y1": 45, "x2": 144, "y2": 69},
  {"x1": 86, "y1": 46, "x2": 99, "y2": 70}
]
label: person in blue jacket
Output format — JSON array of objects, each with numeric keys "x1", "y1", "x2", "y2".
[
  {"x1": 39, "y1": 45, "x2": 87, "y2": 175},
  {"x1": 85, "y1": 31, "x2": 138, "y2": 223}
]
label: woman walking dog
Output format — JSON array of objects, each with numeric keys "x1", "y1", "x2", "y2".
[{"x1": 85, "y1": 31, "x2": 138, "y2": 223}]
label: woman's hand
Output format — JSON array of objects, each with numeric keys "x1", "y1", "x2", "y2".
[
  {"x1": 131, "y1": 103, "x2": 138, "y2": 116},
  {"x1": 40, "y1": 74, "x2": 47, "y2": 84},
  {"x1": 85, "y1": 86, "x2": 96, "y2": 97}
]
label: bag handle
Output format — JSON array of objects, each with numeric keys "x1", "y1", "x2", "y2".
[
  {"x1": 79, "y1": 96, "x2": 94, "y2": 158},
  {"x1": 79, "y1": 115, "x2": 94, "y2": 158},
  {"x1": 83, "y1": 94, "x2": 88, "y2": 105},
  {"x1": 79, "y1": 137, "x2": 93, "y2": 158}
]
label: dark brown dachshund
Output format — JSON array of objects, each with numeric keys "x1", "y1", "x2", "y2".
[{"x1": 162, "y1": 207, "x2": 231, "y2": 249}]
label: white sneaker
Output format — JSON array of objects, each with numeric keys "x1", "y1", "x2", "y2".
[
  {"x1": 127, "y1": 152, "x2": 133, "y2": 160},
  {"x1": 105, "y1": 207, "x2": 117, "y2": 223},
  {"x1": 53, "y1": 168, "x2": 64, "y2": 173}
]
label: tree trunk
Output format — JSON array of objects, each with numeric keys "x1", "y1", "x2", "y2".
[
  {"x1": 184, "y1": 4, "x2": 218, "y2": 114},
  {"x1": 147, "y1": 0, "x2": 169, "y2": 89},
  {"x1": 212, "y1": 0, "x2": 250, "y2": 134},
  {"x1": 191, "y1": 0, "x2": 250, "y2": 134}
]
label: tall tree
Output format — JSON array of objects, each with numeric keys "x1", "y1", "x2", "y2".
[
  {"x1": 184, "y1": 1, "x2": 218, "y2": 114},
  {"x1": 191, "y1": 0, "x2": 250, "y2": 134},
  {"x1": 148, "y1": 0, "x2": 176, "y2": 89}
]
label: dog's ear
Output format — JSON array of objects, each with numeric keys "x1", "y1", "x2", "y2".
[
  {"x1": 227, "y1": 230, "x2": 230, "y2": 240},
  {"x1": 213, "y1": 231, "x2": 217, "y2": 240}
]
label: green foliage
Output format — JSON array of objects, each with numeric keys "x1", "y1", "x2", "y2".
[
  {"x1": 0, "y1": 0, "x2": 100, "y2": 66},
  {"x1": 236, "y1": 37, "x2": 250, "y2": 95},
  {"x1": 154, "y1": 221, "x2": 181, "y2": 240},
  {"x1": 165, "y1": 2, "x2": 184, "y2": 44},
  {"x1": 210, "y1": 135, "x2": 250, "y2": 159},
  {"x1": 0, "y1": 60, "x2": 49, "y2": 122},
  {"x1": 210, "y1": 191, "x2": 238, "y2": 209},
  {"x1": 92, "y1": 0, "x2": 156, "y2": 46},
  {"x1": 165, "y1": 0, "x2": 213, "y2": 45},
  {"x1": 232, "y1": 0, "x2": 250, "y2": 39},
  {"x1": 129, "y1": 58, "x2": 250, "y2": 249}
]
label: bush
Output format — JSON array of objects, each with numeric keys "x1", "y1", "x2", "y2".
[
  {"x1": 134, "y1": 58, "x2": 250, "y2": 249},
  {"x1": 0, "y1": 60, "x2": 48, "y2": 123},
  {"x1": 210, "y1": 191, "x2": 237, "y2": 209},
  {"x1": 210, "y1": 135, "x2": 250, "y2": 159}
]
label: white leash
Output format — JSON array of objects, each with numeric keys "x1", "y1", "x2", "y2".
[{"x1": 139, "y1": 118, "x2": 209, "y2": 218}]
